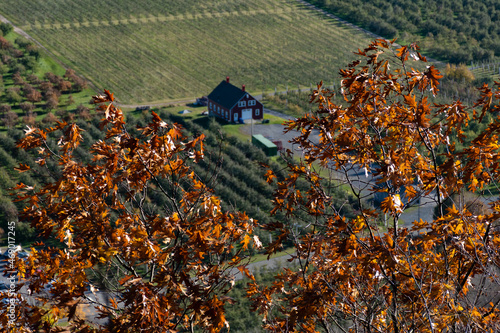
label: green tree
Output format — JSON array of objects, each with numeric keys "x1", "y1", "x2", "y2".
[
  {"x1": 5, "y1": 87, "x2": 22, "y2": 106},
  {"x1": 0, "y1": 22, "x2": 13, "y2": 36}
]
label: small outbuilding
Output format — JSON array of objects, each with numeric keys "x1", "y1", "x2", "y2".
[
  {"x1": 252, "y1": 134, "x2": 278, "y2": 156},
  {"x1": 207, "y1": 77, "x2": 264, "y2": 123}
]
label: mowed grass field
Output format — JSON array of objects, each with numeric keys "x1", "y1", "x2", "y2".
[{"x1": 0, "y1": 0, "x2": 373, "y2": 104}]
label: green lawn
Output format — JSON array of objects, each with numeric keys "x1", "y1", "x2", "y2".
[{"x1": 0, "y1": 0, "x2": 373, "y2": 104}]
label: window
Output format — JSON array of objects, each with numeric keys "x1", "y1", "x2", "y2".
[
  {"x1": 217, "y1": 106, "x2": 220, "y2": 113},
  {"x1": 255, "y1": 109, "x2": 260, "y2": 116},
  {"x1": 238, "y1": 101, "x2": 246, "y2": 107},
  {"x1": 248, "y1": 100, "x2": 256, "y2": 106}
]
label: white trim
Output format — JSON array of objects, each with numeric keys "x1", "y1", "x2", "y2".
[
  {"x1": 248, "y1": 100, "x2": 256, "y2": 106},
  {"x1": 238, "y1": 101, "x2": 246, "y2": 107}
]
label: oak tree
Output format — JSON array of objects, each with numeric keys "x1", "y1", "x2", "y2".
[
  {"x1": 3, "y1": 91, "x2": 258, "y2": 332},
  {"x1": 249, "y1": 40, "x2": 500, "y2": 332}
]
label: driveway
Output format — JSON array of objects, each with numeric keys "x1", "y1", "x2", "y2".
[
  {"x1": 239, "y1": 108, "x2": 320, "y2": 154},
  {"x1": 240, "y1": 109, "x2": 443, "y2": 229}
]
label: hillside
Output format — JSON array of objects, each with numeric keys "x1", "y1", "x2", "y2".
[
  {"x1": 0, "y1": 0, "x2": 373, "y2": 104},
  {"x1": 307, "y1": 0, "x2": 500, "y2": 66},
  {"x1": 0, "y1": 19, "x2": 361, "y2": 255}
]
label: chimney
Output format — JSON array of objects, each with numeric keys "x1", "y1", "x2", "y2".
[
  {"x1": 242, "y1": 84, "x2": 245, "y2": 91},
  {"x1": 226, "y1": 76, "x2": 230, "y2": 83}
]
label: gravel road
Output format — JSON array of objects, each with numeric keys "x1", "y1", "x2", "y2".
[{"x1": 241, "y1": 109, "x2": 444, "y2": 229}]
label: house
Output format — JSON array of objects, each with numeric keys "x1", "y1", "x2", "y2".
[{"x1": 207, "y1": 77, "x2": 264, "y2": 123}]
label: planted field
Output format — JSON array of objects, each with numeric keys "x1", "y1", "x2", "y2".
[
  {"x1": 307, "y1": 0, "x2": 500, "y2": 65},
  {"x1": 0, "y1": 0, "x2": 372, "y2": 103}
]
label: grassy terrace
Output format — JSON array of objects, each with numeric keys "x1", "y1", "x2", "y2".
[{"x1": 0, "y1": 0, "x2": 372, "y2": 104}]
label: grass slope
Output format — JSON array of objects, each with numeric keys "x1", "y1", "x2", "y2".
[{"x1": 0, "y1": 0, "x2": 372, "y2": 104}]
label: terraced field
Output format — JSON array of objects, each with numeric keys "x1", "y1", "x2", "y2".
[{"x1": 0, "y1": 0, "x2": 372, "y2": 103}]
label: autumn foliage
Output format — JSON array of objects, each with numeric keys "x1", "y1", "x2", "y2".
[
  {"x1": 5, "y1": 38, "x2": 500, "y2": 332},
  {"x1": 248, "y1": 40, "x2": 500, "y2": 332},
  {"x1": 3, "y1": 90, "x2": 258, "y2": 332}
]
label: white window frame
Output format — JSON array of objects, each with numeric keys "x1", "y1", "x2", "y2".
[
  {"x1": 238, "y1": 101, "x2": 246, "y2": 107},
  {"x1": 248, "y1": 100, "x2": 256, "y2": 106},
  {"x1": 255, "y1": 109, "x2": 260, "y2": 116}
]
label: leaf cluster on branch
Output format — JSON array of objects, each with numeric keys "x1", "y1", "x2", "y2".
[
  {"x1": 5, "y1": 38, "x2": 500, "y2": 332},
  {"x1": 2, "y1": 90, "x2": 259, "y2": 332},
  {"x1": 248, "y1": 39, "x2": 500, "y2": 332}
]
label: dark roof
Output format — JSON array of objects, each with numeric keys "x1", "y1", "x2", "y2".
[{"x1": 207, "y1": 80, "x2": 246, "y2": 110}]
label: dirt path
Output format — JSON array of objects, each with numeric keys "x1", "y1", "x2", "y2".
[{"x1": 0, "y1": 13, "x2": 32, "y2": 41}]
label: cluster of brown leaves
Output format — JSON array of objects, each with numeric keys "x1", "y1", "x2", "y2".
[
  {"x1": 248, "y1": 40, "x2": 500, "y2": 332},
  {"x1": 6, "y1": 39, "x2": 500, "y2": 333},
  {"x1": 2, "y1": 90, "x2": 258, "y2": 332}
]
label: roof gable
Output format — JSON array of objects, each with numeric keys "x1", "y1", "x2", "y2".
[{"x1": 207, "y1": 80, "x2": 247, "y2": 110}]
